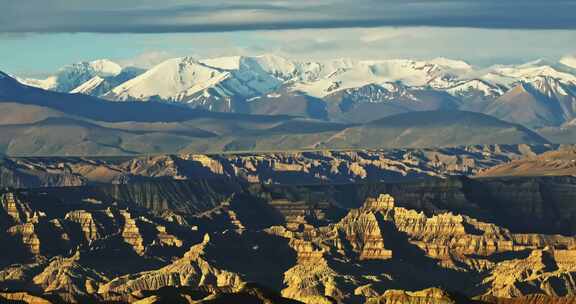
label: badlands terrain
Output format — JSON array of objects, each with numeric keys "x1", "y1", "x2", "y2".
[{"x1": 0, "y1": 146, "x2": 575, "y2": 303}]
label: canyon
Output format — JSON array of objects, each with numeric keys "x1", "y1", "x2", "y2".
[{"x1": 1, "y1": 154, "x2": 576, "y2": 303}]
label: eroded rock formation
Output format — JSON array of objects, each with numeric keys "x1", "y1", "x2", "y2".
[
  {"x1": 98, "y1": 234, "x2": 244, "y2": 302},
  {"x1": 366, "y1": 288, "x2": 457, "y2": 304},
  {"x1": 0, "y1": 144, "x2": 561, "y2": 189},
  {"x1": 2, "y1": 177, "x2": 576, "y2": 303}
]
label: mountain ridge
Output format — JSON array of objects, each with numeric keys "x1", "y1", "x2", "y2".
[
  {"x1": 16, "y1": 55, "x2": 576, "y2": 128},
  {"x1": 0, "y1": 74, "x2": 548, "y2": 155}
]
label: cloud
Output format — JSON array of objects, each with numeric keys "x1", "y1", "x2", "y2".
[
  {"x1": 358, "y1": 28, "x2": 409, "y2": 43},
  {"x1": 2, "y1": 0, "x2": 576, "y2": 34},
  {"x1": 3, "y1": 27, "x2": 574, "y2": 76},
  {"x1": 560, "y1": 55, "x2": 576, "y2": 69},
  {"x1": 240, "y1": 27, "x2": 576, "y2": 66},
  {"x1": 117, "y1": 51, "x2": 176, "y2": 68}
]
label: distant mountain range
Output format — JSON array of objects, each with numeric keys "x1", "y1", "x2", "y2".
[
  {"x1": 0, "y1": 70, "x2": 549, "y2": 155},
  {"x1": 16, "y1": 55, "x2": 576, "y2": 128}
]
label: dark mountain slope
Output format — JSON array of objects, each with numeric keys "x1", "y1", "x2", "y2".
[{"x1": 321, "y1": 111, "x2": 550, "y2": 149}]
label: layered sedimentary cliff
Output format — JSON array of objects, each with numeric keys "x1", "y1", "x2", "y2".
[
  {"x1": 98, "y1": 234, "x2": 244, "y2": 302},
  {"x1": 267, "y1": 194, "x2": 576, "y2": 303},
  {"x1": 2, "y1": 175, "x2": 576, "y2": 303}
]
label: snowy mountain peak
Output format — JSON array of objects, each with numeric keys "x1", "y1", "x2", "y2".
[
  {"x1": 336, "y1": 82, "x2": 418, "y2": 103},
  {"x1": 198, "y1": 54, "x2": 300, "y2": 82},
  {"x1": 88, "y1": 59, "x2": 122, "y2": 77},
  {"x1": 199, "y1": 56, "x2": 242, "y2": 70},
  {"x1": 445, "y1": 79, "x2": 504, "y2": 98},
  {"x1": 105, "y1": 54, "x2": 286, "y2": 102},
  {"x1": 59, "y1": 59, "x2": 122, "y2": 78},
  {"x1": 484, "y1": 63, "x2": 576, "y2": 88},
  {"x1": 106, "y1": 56, "x2": 229, "y2": 102},
  {"x1": 17, "y1": 58, "x2": 123, "y2": 93},
  {"x1": 70, "y1": 76, "x2": 106, "y2": 94},
  {"x1": 429, "y1": 57, "x2": 472, "y2": 70},
  {"x1": 240, "y1": 55, "x2": 298, "y2": 79},
  {"x1": 17, "y1": 76, "x2": 58, "y2": 91},
  {"x1": 8, "y1": 55, "x2": 576, "y2": 125},
  {"x1": 525, "y1": 76, "x2": 573, "y2": 98}
]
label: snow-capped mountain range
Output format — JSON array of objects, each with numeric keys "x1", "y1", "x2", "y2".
[
  {"x1": 16, "y1": 54, "x2": 576, "y2": 128},
  {"x1": 18, "y1": 59, "x2": 144, "y2": 96}
]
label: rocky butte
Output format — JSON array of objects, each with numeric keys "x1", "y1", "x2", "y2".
[{"x1": 1, "y1": 178, "x2": 576, "y2": 303}]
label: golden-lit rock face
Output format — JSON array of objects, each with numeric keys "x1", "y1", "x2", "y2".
[
  {"x1": 0, "y1": 292, "x2": 53, "y2": 304},
  {"x1": 281, "y1": 258, "x2": 343, "y2": 304},
  {"x1": 0, "y1": 254, "x2": 108, "y2": 303},
  {"x1": 32, "y1": 254, "x2": 108, "y2": 301},
  {"x1": 269, "y1": 193, "x2": 576, "y2": 303},
  {"x1": 64, "y1": 208, "x2": 184, "y2": 255},
  {"x1": 366, "y1": 287, "x2": 457, "y2": 304},
  {"x1": 334, "y1": 199, "x2": 394, "y2": 260},
  {"x1": 98, "y1": 234, "x2": 244, "y2": 301},
  {"x1": 482, "y1": 249, "x2": 576, "y2": 298},
  {"x1": 7, "y1": 222, "x2": 42, "y2": 255},
  {"x1": 1, "y1": 192, "x2": 36, "y2": 225},
  {"x1": 269, "y1": 194, "x2": 395, "y2": 261},
  {"x1": 1, "y1": 193, "x2": 185, "y2": 263},
  {"x1": 6, "y1": 218, "x2": 74, "y2": 257},
  {"x1": 4, "y1": 181, "x2": 576, "y2": 304},
  {"x1": 119, "y1": 210, "x2": 147, "y2": 255},
  {"x1": 64, "y1": 210, "x2": 105, "y2": 242}
]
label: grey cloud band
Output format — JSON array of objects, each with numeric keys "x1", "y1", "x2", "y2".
[{"x1": 2, "y1": 0, "x2": 576, "y2": 33}]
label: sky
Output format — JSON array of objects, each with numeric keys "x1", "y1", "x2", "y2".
[{"x1": 1, "y1": 0, "x2": 575, "y2": 76}]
